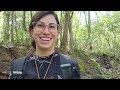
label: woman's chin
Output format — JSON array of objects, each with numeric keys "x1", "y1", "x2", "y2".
[{"x1": 38, "y1": 44, "x2": 52, "y2": 50}]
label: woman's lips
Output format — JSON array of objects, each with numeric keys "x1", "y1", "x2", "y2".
[
  {"x1": 40, "y1": 37, "x2": 51, "y2": 41},
  {"x1": 39, "y1": 37, "x2": 52, "y2": 44}
]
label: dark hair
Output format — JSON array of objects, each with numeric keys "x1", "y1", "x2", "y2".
[{"x1": 29, "y1": 11, "x2": 60, "y2": 49}]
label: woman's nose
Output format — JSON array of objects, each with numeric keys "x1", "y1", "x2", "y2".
[{"x1": 42, "y1": 26, "x2": 50, "y2": 34}]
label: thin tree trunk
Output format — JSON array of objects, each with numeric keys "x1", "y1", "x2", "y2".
[
  {"x1": 68, "y1": 11, "x2": 74, "y2": 53},
  {"x1": 60, "y1": 11, "x2": 63, "y2": 44},
  {"x1": 83, "y1": 11, "x2": 88, "y2": 25},
  {"x1": 83, "y1": 11, "x2": 92, "y2": 51},
  {"x1": 14, "y1": 11, "x2": 18, "y2": 43},
  {"x1": 3, "y1": 11, "x2": 10, "y2": 42},
  {"x1": 56, "y1": 11, "x2": 63, "y2": 50},
  {"x1": 23, "y1": 11, "x2": 26, "y2": 31},
  {"x1": 30, "y1": 11, "x2": 32, "y2": 20},
  {"x1": 87, "y1": 11, "x2": 92, "y2": 50},
  {"x1": 11, "y1": 11, "x2": 14, "y2": 43},
  {"x1": 21, "y1": 11, "x2": 26, "y2": 43}
]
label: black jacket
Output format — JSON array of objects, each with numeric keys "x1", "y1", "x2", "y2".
[{"x1": 9, "y1": 52, "x2": 80, "y2": 79}]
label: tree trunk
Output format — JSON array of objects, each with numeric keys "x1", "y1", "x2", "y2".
[
  {"x1": 84, "y1": 11, "x2": 92, "y2": 51},
  {"x1": 21, "y1": 11, "x2": 26, "y2": 43},
  {"x1": 30, "y1": 11, "x2": 32, "y2": 20},
  {"x1": 56, "y1": 11, "x2": 63, "y2": 50},
  {"x1": 60, "y1": 11, "x2": 71, "y2": 54},
  {"x1": 14, "y1": 11, "x2": 18, "y2": 43},
  {"x1": 10, "y1": 11, "x2": 14, "y2": 42},
  {"x1": 60, "y1": 11, "x2": 63, "y2": 45},
  {"x1": 3, "y1": 11, "x2": 10, "y2": 43},
  {"x1": 23, "y1": 11, "x2": 26, "y2": 31},
  {"x1": 68, "y1": 11, "x2": 74, "y2": 54},
  {"x1": 87, "y1": 11, "x2": 92, "y2": 50}
]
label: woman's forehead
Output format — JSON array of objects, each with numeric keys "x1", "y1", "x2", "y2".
[{"x1": 39, "y1": 14, "x2": 57, "y2": 24}]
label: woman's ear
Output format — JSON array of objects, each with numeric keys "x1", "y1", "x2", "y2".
[
  {"x1": 30, "y1": 29, "x2": 33, "y2": 37},
  {"x1": 57, "y1": 29, "x2": 60, "y2": 39},
  {"x1": 30, "y1": 30, "x2": 34, "y2": 42},
  {"x1": 57, "y1": 27, "x2": 61, "y2": 34}
]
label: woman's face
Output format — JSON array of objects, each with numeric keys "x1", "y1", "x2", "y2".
[{"x1": 31, "y1": 14, "x2": 59, "y2": 50}]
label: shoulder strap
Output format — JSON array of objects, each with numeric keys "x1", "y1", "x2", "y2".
[
  {"x1": 11, "y1": 56, "x2": 26, "y2": 79},
  {"x1": 60, "y1": 54, "x2": 72, "y2": 79}
]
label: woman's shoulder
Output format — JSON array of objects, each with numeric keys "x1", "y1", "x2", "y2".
[
  {"x1": 12, "y1": 56, "x2": 27, "y2": 68},
  {"x1": 59, "y1": 53, "x2": 79, "y2": 66},
  {"x1": 59, "y1": 53, "x2": 81, "y2": 79}
]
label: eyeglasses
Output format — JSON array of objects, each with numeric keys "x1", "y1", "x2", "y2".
[{"x1": 32, "y1": 21, "x2": 60, "y2": 32}]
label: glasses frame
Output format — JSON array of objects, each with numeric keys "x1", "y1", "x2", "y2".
[{"x1": 32, "y1": 21, "x2": 60, "y2": 32}]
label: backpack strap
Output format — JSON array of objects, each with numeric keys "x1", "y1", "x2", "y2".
[
  {"x1": 10, "y1": 57, "x2": 26, "y2": 79},
  {"x1": 60, "y1": 54, "x2": 73, "y2": 79}
]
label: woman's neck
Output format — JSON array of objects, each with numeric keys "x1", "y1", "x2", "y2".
[{"x1": 35, "y1": 47, "x2": 55, "y2": 57}]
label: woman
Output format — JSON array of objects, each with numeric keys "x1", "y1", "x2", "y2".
[{"x1": 9, "y1": 11, "x2": 80, "y2": 79}]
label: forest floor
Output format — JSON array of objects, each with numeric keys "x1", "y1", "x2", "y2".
[{"x1": 0, "y1": 44, "x2": 34, "y2": 79}]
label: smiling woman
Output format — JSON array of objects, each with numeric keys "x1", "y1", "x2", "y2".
[{"x1": 9, "y1": 11, "x2": 81, "y2": 79}]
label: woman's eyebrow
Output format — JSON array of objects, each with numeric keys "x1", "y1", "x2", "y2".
[{"x1": 38, "y1": 21, "x2": 57, "y2": 25}]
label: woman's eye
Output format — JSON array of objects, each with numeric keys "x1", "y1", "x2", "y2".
[
  {"x1": 50, "y1": 25, "x2": 56, "y2": 28},
  {"x1": 37, "y1": 24, "x2": 44, "y2": 27}
]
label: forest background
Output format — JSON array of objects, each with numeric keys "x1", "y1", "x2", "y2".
[{"x1": 0, "y1": 11, "x2": 120, "y2": 79}]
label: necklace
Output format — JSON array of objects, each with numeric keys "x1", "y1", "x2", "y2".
[{"x1": 34, "y1": 52, "x2": 56, "y2": 79}]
